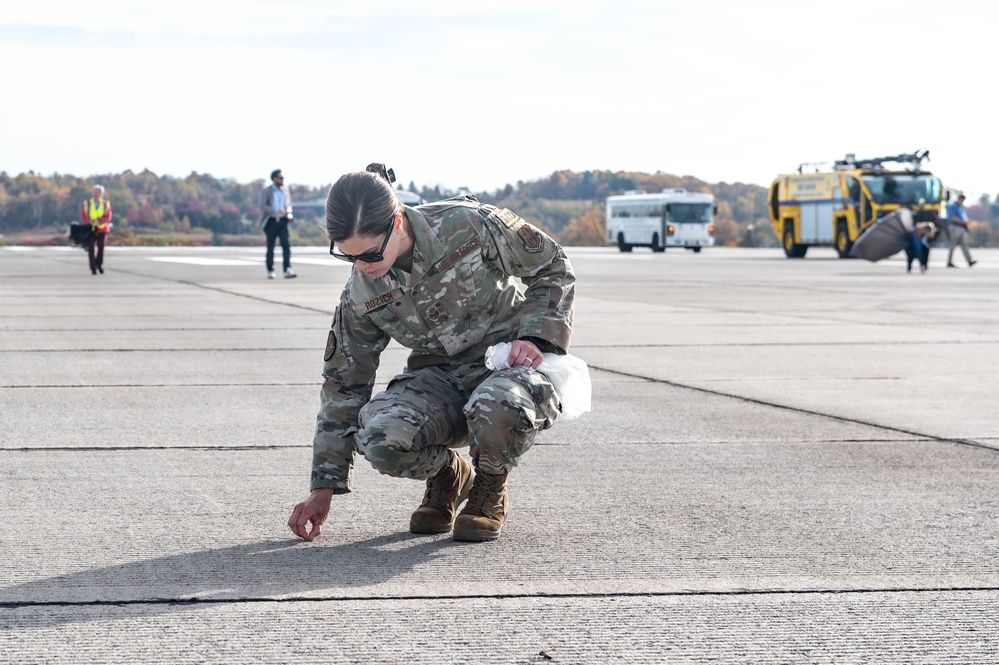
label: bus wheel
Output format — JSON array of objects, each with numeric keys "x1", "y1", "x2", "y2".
[
  {"x1": 617, "y1": 234, "x2": 633, "y2": 253},
  {"x1": 651, "y1": 233, "x2": 665, "y2": 253},
  {"x1": 691, "y1": 246, "x2": 702, "y2": 253},
  {"x1": 783, "y1": 228, "x2": 807, "y2": 259},
  {"x1": 835, "y1": 222, "x2": 853, "y2": 259}
]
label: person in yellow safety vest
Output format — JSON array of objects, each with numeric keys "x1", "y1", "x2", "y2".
[{"x1": 80, "y1": 184, "x2": 113, "y2": 275}]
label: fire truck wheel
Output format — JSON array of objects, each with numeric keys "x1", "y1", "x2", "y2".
[
  {"x1": 835, "y1": 222, "x2": 853, "y2": 259},
  {"x1": 783, "y1": 228, "x2": 807, "y2": 259}
]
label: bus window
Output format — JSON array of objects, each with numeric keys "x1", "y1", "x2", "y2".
[{"x1": 668, "y1": 203, "x2": 712, "y2": 223}]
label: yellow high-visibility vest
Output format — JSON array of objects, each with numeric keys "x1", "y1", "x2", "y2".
[{"x1": 88, "y1": 199, "x2": 106, "y2": 221}]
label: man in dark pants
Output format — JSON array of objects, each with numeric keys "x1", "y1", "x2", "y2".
[
  {"x1": 81, "y1": 184, "x2": 112, "y2": 275},
  {"x1": 259, "y1": 169, "x2": 296, "y2": 279}
]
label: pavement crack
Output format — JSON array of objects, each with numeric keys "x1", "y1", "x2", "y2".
[
  {"x1": 1, "y1": 348, "x2": 314, "y2": 353},
  {"x1": 588, "y1": 365, "x2": 998, "y2": 453},
  {"x1": 0, "y1": 382, "x2": 314, "y2": 389},
  {"x1": 1, "y1": 327, "x2": 320, "y2": 332},
  {"x1": 4, "y1": 586, "x2": 998, "y2": 609},
  {"x1": 575, "y1": 340, "x2": 999, "y2": 348},
  {"x1": 8, "y1": 253, "x2": 333, "y2": 316},
  {"x1": 121, "y1": 266, "x2": 334, "y2": 315},
  {"x1": 0, "y1": 444, "x2": 308, "y2": 452}
]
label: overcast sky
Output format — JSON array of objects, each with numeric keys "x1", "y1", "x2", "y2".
[{"x1": 2, "y1": 0, "x2": 996, "y2": 198}]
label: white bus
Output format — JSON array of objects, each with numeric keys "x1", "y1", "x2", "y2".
[{"x1": 606, "y1": 188, "x2": 716, "y2": 253}]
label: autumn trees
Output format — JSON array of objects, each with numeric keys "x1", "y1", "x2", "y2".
[
  {"x1": 7, "y1": 167, "x2": 994, "y2": 247},
  {"x1": 473, "y1": 170, "x2": 777, "y2": 247},
  {"x1": 0, "y1": 169, "x2": 329, "y2": 244}
]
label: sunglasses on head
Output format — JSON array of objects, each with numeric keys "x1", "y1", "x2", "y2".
[{"x1": 330, "y1": 216, "x2": 395, "y2": 263}]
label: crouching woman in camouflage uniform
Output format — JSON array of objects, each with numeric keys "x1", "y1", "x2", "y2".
[{"x1": 288, "y1": 164, "x2": 575, "y2": 542}]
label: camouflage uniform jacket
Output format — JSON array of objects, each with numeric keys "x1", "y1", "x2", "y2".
[{"x1": 312, "y1": 195, "x2": 575, "y2": 492}]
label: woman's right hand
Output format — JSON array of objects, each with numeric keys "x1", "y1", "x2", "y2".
[{"x1": 288, "y1": 488, "x2": 334, "y2": 541}]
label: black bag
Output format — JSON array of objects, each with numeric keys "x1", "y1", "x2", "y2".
[{"x1": 69, "y1": 222, "x2": 92, "y2": 247}]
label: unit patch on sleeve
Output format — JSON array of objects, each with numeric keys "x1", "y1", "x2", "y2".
[
  {"x1": 518, "y1": 224, "x2": 544, "y2": 252},
  {"x1": 324, "y1": 308, "x2": 341, "y2": 362},
  {"x1": 324, "y1": 328, "x2": 338, "y2": 362}
]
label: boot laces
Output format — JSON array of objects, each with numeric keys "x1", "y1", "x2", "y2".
[
  {"x1": 467, "y1": 473, "x2": 505, "y2": 513},
  {"x1": 422, "y1": 463, "x2": 456, "y2": 508}
]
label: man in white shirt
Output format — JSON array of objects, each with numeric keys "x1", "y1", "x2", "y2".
[{"x1": 259, "y1": 169, "x2": 296, "y2": 279}]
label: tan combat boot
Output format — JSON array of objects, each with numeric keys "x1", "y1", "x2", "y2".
[
  {"x1": 453, "y1": 470, "x2": 509, "y2": 542},
  {"x1": 409, "y1": 450, "x2": 473, "y2": 534}
]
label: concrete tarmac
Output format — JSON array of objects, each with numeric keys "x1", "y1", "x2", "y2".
[{"x1": 2, "y1": 244, "x2": 998, "y2": 664}]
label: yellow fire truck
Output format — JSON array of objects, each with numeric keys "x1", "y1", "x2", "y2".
[{"x1": 768, "y1": 151, "x2": 943, "y2": 258}]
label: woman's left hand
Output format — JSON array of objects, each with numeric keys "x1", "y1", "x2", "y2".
[{"x1": 508, "y1": 339, "x2": 544, "y2": 369}]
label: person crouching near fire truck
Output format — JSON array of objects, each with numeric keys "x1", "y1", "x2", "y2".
[
  {"x1": 906, "y1": 221, "x2": 937, "y2": 274},
  {"x1": 81, "y1": 185, "x2": 112, "y2": 275}
]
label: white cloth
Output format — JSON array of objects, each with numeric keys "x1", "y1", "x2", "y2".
[{"x1": 484, "y1": 342, "x2": 592, "y2": 420}]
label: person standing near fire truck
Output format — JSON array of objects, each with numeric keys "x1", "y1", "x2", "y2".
[{"x1": 945, "y1": 194, "x2": 977, "y2": 268}]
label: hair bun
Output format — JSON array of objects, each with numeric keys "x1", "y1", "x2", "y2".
[{"x1": 365, "y1": 163, "x2": 396, "y2": 184}]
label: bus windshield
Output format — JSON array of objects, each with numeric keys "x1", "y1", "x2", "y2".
[
  {"x1": 862, "y1": 175, "x2": 942, "y2": 205},
  {"x1": 668, "y1": 203, "x2": 713, "y2": 223}
]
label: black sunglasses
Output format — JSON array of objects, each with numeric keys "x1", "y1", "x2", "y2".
[{"x1": 330, "y1": 216, "x2": 395, "y2": 263}]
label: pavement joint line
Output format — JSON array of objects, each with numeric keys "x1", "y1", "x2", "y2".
[
  {"x1": 1, "y1": 438, "x2": 945, "y2": 453},
  {"x1": 695, "y1": 376, "x2": 906, "y2": 381},
  {"x1": 4, "y1": 585, "x2": 998, "y2": 610},
  {"x1": 20, "y1": 342, "x2": 996, "y2": 353},
  {"x1": 30, "y1": 253, "x2": 992, "y2": 331},
  {"x1": 0, "y1": 313, "x2": 324, "y2": 319},
  {"x1": 572, "y1": 340, "x2": 999, "y2": 348},
  {"x1": 103, "y1": 264, "x2": 336, "y2": 316},
  {"x1": 0, "y1": 327, "x2": 321, "y2": 332},
  {"x1": 2, "y1": 444, "x2": 308, "y2": 452},
  {"x1": 588, "y1": 364, "x2": 999, "y2": 453},
  {"x1": 1, "y1": 348, "x2": 317, "y2": 353},
  {"x1": 660, "y1": 301, "x2": 999, "y2": 329},
  {"x1": 576, "y1": 376, "x2": 909, "y2": 383},
  {"x1": 0, "y1": 383, "x2": 315, "y2": 389},
  {"x1": 0, "y1": 318, "x2": 973, "y2": 327},
  {"x1": 8, "y1": 253, "x2": 335, "y2": 316},
  {"x1": 172, "y1": 280, "x2": 334, "y2": 316},
  {"x1": 1, "y1": 294, "x2": 187, "y2": 299},
  {"x1": 7, "y1": 340, "x2": 998, "y2": 354}
]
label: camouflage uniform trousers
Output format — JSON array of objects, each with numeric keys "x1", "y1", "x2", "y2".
[{"x1": 356, "y1": 363, "x2": 561, "y2": 479}]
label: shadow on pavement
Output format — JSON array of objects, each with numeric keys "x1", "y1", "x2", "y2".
[{"x1": 2, "y1": 532, "x2": 456, "y2": 627}]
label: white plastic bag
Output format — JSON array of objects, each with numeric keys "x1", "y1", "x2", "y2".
[{"x1": 484, "y1": 342, "x2": 592, "y2": 421}]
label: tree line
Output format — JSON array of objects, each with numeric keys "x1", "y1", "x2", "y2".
[
  {"x1": 467, "y1": 170, "x2": 777, "y2": 248},
  {"x1": 0, "y1": 170, "x2": 331, "y2": 245},
  {"x1": 2, "y1": 168, "x2": 998, "y2": 247}
]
